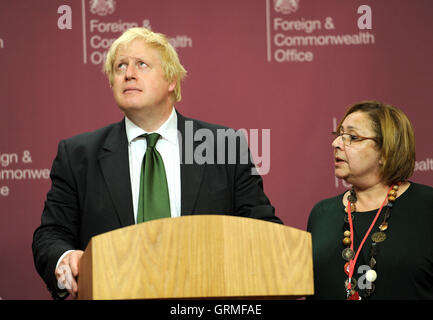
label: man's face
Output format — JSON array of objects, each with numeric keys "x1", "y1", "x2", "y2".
[{"x1": 111, "y1": 38, "x2": 175, "y2": 115}]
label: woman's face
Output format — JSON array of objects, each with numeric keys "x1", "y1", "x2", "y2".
[{"x1": 332, "y1": 111, "x2": 382, "y2": 187}]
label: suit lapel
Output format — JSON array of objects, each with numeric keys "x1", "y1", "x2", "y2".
[
  {"x1": 177, "y1": 112, "x2": 205, "y2": 216},
  {"x1": 98, "y1": 120, "x2": 135, "y2": 227}
]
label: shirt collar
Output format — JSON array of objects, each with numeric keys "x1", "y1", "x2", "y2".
[{"x1": 125, "y1": 108, "x2": 178, "y2": 145}]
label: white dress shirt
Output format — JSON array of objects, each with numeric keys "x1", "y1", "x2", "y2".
[{"x1": 125, "y1": 108, "x2": 181, "y2": 223}]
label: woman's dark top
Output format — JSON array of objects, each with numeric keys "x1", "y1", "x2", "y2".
[{"x1": 307, "y1": 182, "x2": 433, "y2": 299}]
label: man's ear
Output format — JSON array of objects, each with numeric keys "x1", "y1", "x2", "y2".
[{"x1": 168, "y1": 78, "x2": 176, "y2": 93}]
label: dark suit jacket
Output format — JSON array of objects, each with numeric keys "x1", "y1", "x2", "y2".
[{"x1": 32, "y1": 111, "x2": 282, "y2": 299}]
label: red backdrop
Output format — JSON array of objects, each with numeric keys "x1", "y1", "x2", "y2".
[{"x1": 1, "y1": 0, "x2": 432, "y2": 299}]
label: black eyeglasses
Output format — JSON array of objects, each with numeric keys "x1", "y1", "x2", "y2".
[{"x1": 331, "y1": 131, "x2": 378, "y2": 146}]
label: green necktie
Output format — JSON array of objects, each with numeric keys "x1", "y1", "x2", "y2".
[{"x1": 137, "y1": 133, "x2": 171, "y2": 223}]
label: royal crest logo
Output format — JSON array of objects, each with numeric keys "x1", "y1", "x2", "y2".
[
  {"x1": 273, "y1": 0, "x2": 300, "y2": 15},
  {"x1": 89, "y1": 0, "x2": 116, "y2": 16}
]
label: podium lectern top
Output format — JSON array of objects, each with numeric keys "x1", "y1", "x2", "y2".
[{"x1": 78, "y1": 215, "x2": 313, "y2": 299}]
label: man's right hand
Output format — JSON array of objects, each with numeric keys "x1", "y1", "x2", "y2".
[{"x1": 55, "y1": 250, "x2": 84, "y2": 299}]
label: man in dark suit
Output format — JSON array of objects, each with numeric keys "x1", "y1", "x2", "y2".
[{"x1": 32, "y1": 27, "x2": 282, "y2": 299}]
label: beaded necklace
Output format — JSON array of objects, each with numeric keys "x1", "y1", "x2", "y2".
[{"x1": 342, "y1": 183, "x2": 400, "y2": 300}]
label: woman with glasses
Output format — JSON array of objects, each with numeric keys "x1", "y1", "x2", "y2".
[{"x1": 307, "y1": 100, "x2": 433, "y2": 300}]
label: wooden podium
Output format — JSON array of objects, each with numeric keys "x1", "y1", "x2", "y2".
[{"x1": 77, "y1": 215, "x2": 313, "y2": 299}]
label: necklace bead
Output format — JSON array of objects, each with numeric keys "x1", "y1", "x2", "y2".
[
  {"x1": 342, "y1": 237, "x2": 351, "y2": 246},
  {"x1": 344, "y1": 203, "x2": 356, "y2": 213},
  {"x1": 369, "y1": 257, "x2": 376, "y2": 268},
  {"x1": 366, "y1": 269, "x2": 377, "y2": 282},
  {"x1": 379, "y1": 222, "x2": 388, "y2": 232},
  {"x1": 342, "y1": 248, "x2": 355, "y2": 261}
]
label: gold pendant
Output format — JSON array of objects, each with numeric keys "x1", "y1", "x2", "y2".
[{"x1": 371, "y1": 231, "x2": 386, "y2": 243}]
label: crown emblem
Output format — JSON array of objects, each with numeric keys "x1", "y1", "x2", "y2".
[
  {"x1": 89, "y1": 0, "x2": 116, "y2": 16},
  {"x1": 273, "y1": 0, "x2": 300, "y2": 15}
]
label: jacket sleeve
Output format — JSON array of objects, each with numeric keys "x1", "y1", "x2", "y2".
[
  {"x1": 32, "y1": 140, "x2": 81, "y2": 299},
  {"x1": 231, "y1": 132, "x2": 283, "y2": 225}
]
